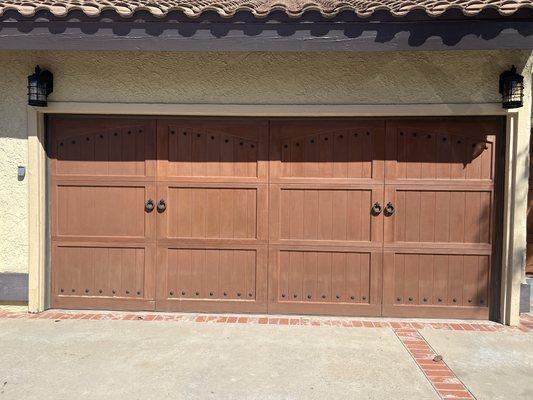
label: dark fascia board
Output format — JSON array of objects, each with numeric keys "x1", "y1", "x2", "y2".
[{"x1": 0, "y1": 8, "x2": 532, "y2": 51}]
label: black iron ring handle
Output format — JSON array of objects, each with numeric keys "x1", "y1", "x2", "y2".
[
  {"x1": 385, "y1": 202, "x2": 395, "y2": 216},
  {"x1": 371, "y1": 202, "x2": 382, "y2": 215},
  {"x1": 145, "y1": 199, "x2": 155, "y2": 213},
  {"x1": 157, "y1": 199, "x2": 167, "y2": 213}
]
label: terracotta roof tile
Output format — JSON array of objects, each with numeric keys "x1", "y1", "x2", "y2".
[{"x1": 0, "y1": 0, "x2": 531, "y2": 18}]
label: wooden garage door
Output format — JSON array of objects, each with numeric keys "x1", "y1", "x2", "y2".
[
  {"x1": 268, "y1": 120, "x2": 385, "y2": 316},
  {"x1": 154, "y1": 119, "x2": 269, "y2": 313},
  {"x1": 50, "y1": 117, "x2": 157, "y2": 310},
  {"x1": 50, "y1": 116, "x2": 501, "y2": 318},
  {"x1": 382, "y1": 118, "x2": 500, "y2": 319}
]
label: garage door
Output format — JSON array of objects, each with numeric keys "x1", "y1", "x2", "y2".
[
  {"x1": 49, "y1": 116, "x2": 501, "y2": 319},
  {"x1": 50, "y1": 118, "x2": 157, "y2": 311},
  {"x1": 154, "y1": 119, "x2": 269, "y2": 313}
]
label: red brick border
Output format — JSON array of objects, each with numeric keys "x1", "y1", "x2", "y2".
[
  {"x1": 394, "y1": 328, "x2": 475, "y2": 400},
  {"x1": 0, "y1": 310, "x2": 531, "y2": 332}
]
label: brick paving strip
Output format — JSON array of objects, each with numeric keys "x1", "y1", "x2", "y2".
[
  {"x1": 0, "y1": 310, "x2": 531, "y2": 399},
  {"x1": 0, "y1": 310, "x2": 531, "y2": 332},
  {"x1": 393, "y1": 327, "x2": 475, "y2": 400}
]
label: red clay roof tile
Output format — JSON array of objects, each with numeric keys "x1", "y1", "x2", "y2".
[{"x1": 0, "y1": 0, "x2": 531, "y2": 18}]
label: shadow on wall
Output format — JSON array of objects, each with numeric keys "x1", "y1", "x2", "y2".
[{"x1": 0, "y1": 8, "x2": 532, "y2": 47}]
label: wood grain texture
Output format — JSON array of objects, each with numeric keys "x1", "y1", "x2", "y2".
[
  {"x1": 269, "y1": 119, "x2": 385, "y2": 316},
  {"x1": 382, "y1": 118, "x2": 501, "y2": 319},
  {"x1": 155, "y1": 119, "x2": 269, "y2": 313},
  {"x1": 49, "y1": 117, "x2": 157, "y2": 311},
  {"x1": 49, "y1": 116, "x2": 502, "y2": 318}
]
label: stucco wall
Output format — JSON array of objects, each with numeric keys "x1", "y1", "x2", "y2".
[{"x1": 0, "y1": 49, "x2": 531, "y2": 276}]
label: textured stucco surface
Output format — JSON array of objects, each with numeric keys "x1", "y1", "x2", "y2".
[{"x1": 0, "y1": 49, "x2": 531, "y2": 277}]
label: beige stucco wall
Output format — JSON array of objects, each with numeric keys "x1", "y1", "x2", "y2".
[{"x1": 0, "y1": 49, "x2": 531, "y2": 281}]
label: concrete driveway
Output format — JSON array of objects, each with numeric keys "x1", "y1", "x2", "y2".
[
  {"x1": 420, "y1": 328, "x2": 533, "y2": 400},
  {"x1": 0, "y1": 312, "x2": 531, "y2": 400}
]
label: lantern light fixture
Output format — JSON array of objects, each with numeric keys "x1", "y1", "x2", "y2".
[
  {"x1": 27, "y1": 65, "x2": 53, "y2": 107},
  {"x1": 499, "y1": 65, "x2": 524, "y2": 109}
]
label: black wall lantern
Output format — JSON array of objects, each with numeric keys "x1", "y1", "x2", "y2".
[
  {"x1": 27, "y1": 65, "x2": 53, "y2": 107},
  {"x1": 499, "y1": 65, "x2": 524, "y2": 109}
]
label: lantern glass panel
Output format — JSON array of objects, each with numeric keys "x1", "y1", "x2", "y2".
[
  {"x1": 500, "y1": 66, "x2": 524, "y2": 109},
  {"x1": 27, "y1": 66, "x2": 53, "y2": 107}
]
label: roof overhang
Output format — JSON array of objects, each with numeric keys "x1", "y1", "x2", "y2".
[{"x1": 0, "y1": 6, "x2": 532, "y2": 52}]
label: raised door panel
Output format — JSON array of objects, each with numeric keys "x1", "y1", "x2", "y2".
[
  {"x1": 156, "y1": 119, "x2": 269, "y2": 313},
  {"x1": 157, "y1": 120, "x2": 268, "y2": 183},
  {"x1": 268, "y1": 120, "x2": 385, "y2": 316},
  {"x1": 51, "y1": 121, "x2": 155, "y2": 179},
  {"x1": 51, "y1": 245, "x2": 155, "y2": 310},
  {"x1": 157, "y1": 185, "x2": 267, "y2": 242},
  {"x1": 49, "y1": 117, "x2": 157, "y2": 311},
  {"x1": 382, "y1": 118, "x2": 501, "y2": 319}
]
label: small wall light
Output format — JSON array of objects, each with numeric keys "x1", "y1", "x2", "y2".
[
  {"x1": 17, "y1": 166, "x2": 26, "y2": 181},
  {"x1": 499, "y1": 65, "x2": 524, "y2": 109},
  {"x1": 27, "y1": 65, "x2": 53, "y2": 107}
]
